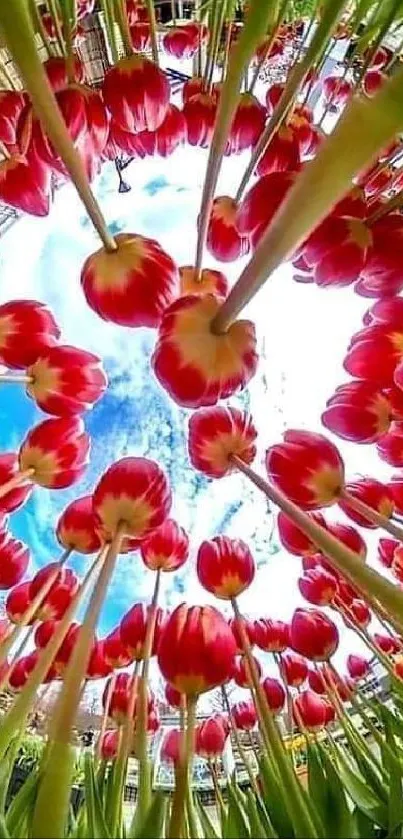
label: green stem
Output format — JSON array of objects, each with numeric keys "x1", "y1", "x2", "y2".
[
  {"x1": 45, "y1": 0, "x2": 66, "y2": 56},
  {"x1": 0, "y1": 0, "x2": 117, "y2": 253},
  {"x1": 221, "y1": 684, "x2": 261, "y2": 794},
  {"x1": 100, "y1": 0, "x2": 119, "y2": 64},
  {"x1": 341, "y1": 489, "x2": 403, "y2": 542},
  {"x1": 113, "y1": 0, "x2": 133, "y2": 57},
  {"x1": 208, "y1": 758, "x2": 226, "y2": 824},
  {"x1": 144, "y1": 0, "x2": 159, "y2": 65},
  {"x1": 28, "y1": 0, "x2": 54, "y2": 58},
  {"x1": 248, "y1": 0, "x2": 290, "y2": 96},
  {"x1": 168, "y1": 696, "x2": 197, "y2": 839}
]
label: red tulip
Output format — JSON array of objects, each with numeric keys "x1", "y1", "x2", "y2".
[
  {"x1": 182, "y1": 77, "x2": 206, "y2": 104},
  {"x1": 257, "y1": 125, "x2": 300, "y2": 177},
  {"x1": 9, "y1": 652, "x2": 38, "y2": 690},
  {"x1": 347, "y1": 599, "x2": 371, "y2": 629},
  {"x1": 392, "y1": 546, "x2": 403, "y2": 583},
  {"x1": 255, "y1": 36, "x2": 283, "y2": 63},
  {"x1": 281, "y1": 652, "x2": 308, "y2": 687},
  {"x1": 226, "y1": 93, "x2": 266, "y2": 156},
  {"x1": 140, "y1": 519, "x2": 189, "y2": 572},
  {"x1": 116, "y1": 104, "x2": 185, "y2": 159},
  {"x1": 266, "y1": 430, "x2": 344, "y2": 510},
  {"x1": 206, "y1": 196, "x2": 250, "y2": 262},
  {"x1": 30, "y1": 564, "x2": 79, "y2": 621},
  {"x1": 378, "y1": 538, "x2": 397, "y2": 568},
  {"x1": 43, "y1": 55, "x2": 84, "y2": 91},
  {"x1": 298, "y1": 568, "x2": 338, "y2": 606},
  {"x1": 338, "y1": 478, "x2": 394, "y2": 528},
  {"x1": 56, "y1": 496, "x2": 102, "y2": 555},
  {"x1": 322, "y1": 76, "x2": 352, "y2": 109},
  {"x1": 307, "y1": 668, "x2": 326, "y2": 694},
  {"x1": 361, "y1": 163, "x2": 394, "y2": 198},
  {"x1": 0, "y1": 454, "x2": 32, "y2": 514},
  {"x1": 228, "y1": 616, "x2": 256, "y2": 654},
  {"x1": 323, "y1": 700, "x2": 336, "y2": 724},
  {"x1": 388, "y1": 475, "x2": 403, "y2": 514},
  {"x1": 343, "y1": 322, "x2": 403, "y2": 387},
  {"x1": 265, "y1": 83, "x2": 284, "y2": 114},
  {"x1": 157, "y1": 603, "x2": 237, "y2": 695},
  {"x1": 301, "y1": 212, "x2": 372, "y2": 288},
  {"x1": 326, "y1": 522, "x2": 367, "y2": 560},
  {"x1": 254, "y1": 618, "x2": 289, "y2": 653},
  {"x1": 100, "y1": 729, "x2": 119, "y2": 760},
  {"x1": 0, "y1": 300, "x2": 60, "y2": 369},
  {"x1": 188, "y1": 406, "x2": 257, "y2": 479},
  {"x1": 294, "y1": 690, "x2": 327, "y2": 730},
  {"x1": 103, "y1": 672, "x2": 132, "y2": 723},
  {"x1": 232, "y1": 700, "x2": 257, "y2": 730},
  {"x1": 152, "y1": 294, "x2": 258, "y2": 408},
  {"x1": 93, "y1": 457, "x2": 171, "y2": 541},
  {"x1": 374, "y1": 633, "x2": 399, "y2": 655},
  {"x1": 291, "y1": 609, "x2": 339, "y2": 661},
  {"x1": 19, "y1": 416, "x2": 90, "y2": 489},
  {"x1": 0, "y1": 533, "x2": 29, "y2": 589},
  {"x1": 233, "y1": 653, "x2": 262, "y2": 688},
  {"x1": 146, "y1": 707, "x2": 160, "y2": 734},
  {"x1": 376, "y1": 424, "x2": 403, "y2": 466},
  {"x1": 130, "y1": 21, "x2": 151, "y2": 50},
  {"x1": 346, "y1": 654, "x2": 370, "y2": 680},
  {"x1": 26, "y1": 345, "x2": 107, "y2": 416},
  {"x1": 165, "y1": 682, "x2": 182, "y2": 708},
  {"x1": 81, "y1": 233, "x2": 178, "y2": 328},
  {"x1": 322, "y1": 381, "x2": 393, "y2": 443},
  {"x1": 87, "y1": 640, "x2": 113, "y2": 678},
  {"x1": 161, "y1": 729, "x2": 181, "y2": 764},
  {"x1": 196, "y1": 718, "x2": 227, "y2": 758},
  {"x1": 120, "y1": 603, "x2": 166, "y2": 659},
  {"x1": 261, "y1": 677, "x2": 285, "y2": 713},
  {"x1": 179, "y1": 266, "x2": 229, "y2": 299},
  {"x1": 163, "y1": 25, "x2": 201, "y2": 58},
  {"x1": 103, "y1": 630, "x2": 132, "y2": 668},
  {"x1": 364, "y1": 69, "x2": 385, "y2": 97},
  {"x1": 394, "y1": 656, "x2": 403, "y2": 680},
  {"x1": 183, "y1": 93, "x2": 217, "y2": 147},
  {"x1": 34, "y1": 619, "x2": 57, "y2": 648},
  {"x1": 0, "y1": 153, "x2": 51, "y2": 217},
  {"x1": 197, "y1": 535, "x2": 255, "y2": 599},
  {"x1": 236, "y1": 171, "x2": 296, "y2": 249},
  {"x1": 0, "y1": 90, "x2": 26, "y2": 145},
  {"x1": 6, "y1": 582, "x2": 32, "y2": 624},
  {"x1": 357, "y1": 215, "x2": 403, "y2": 298},
  {"x1": 102, "y1": 56, "x2": 170, "y2": 133},
  {"x1": 277, "y1": 511, "x2": 326, "y2": 556}
]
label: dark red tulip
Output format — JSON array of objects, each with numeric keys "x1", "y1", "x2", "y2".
[
  {"x1": 140, "y1": 519, "x2": 189, "y2": 572},
  {"x1": 294, "y1": 690, "x2": 327, "y2": 730},
  {"x1": 0, "y1": 533, "x2": 29, "y2": 589},
  {"x1": 188, "y1": 406, "x2": 257, "y2": 478},
  {"x1": 206, "y1": 196, "x2": 250, "y2": 263},
  {"x1": 298, "y1": 568, "x2": 338, "y2": 606},
  {"x1": 0, "y1": 90, "x2": 26, "y2": 145},
  {"x1": 307, "y1": 668, "x2": 326, "y2": 694},
  {"x1": 254, "y1": 618, "x2": 289, "y2": 653},
  {"x1": 277, "y1": 511, "x2": 326, "y2": 556},
  {"x1": 233, "y1": 653, "x2": 262, "y2": 688},
  {"x1": 120, "y1": 603, "x2": 166, "y2": 660},
  {"x1": 197, "y1": 535, "x2": 255, "y2": 599},
  {"x1": 338, "y1": 478, "x2": 394, "y2": 528},
  {"x1": 157, "y1": 604, "x2": 237, "y2": 695},
  {"x1": 196, "y1": 718, "x2": 227, "y2": 758},
  {"x1": 290, "y1": 609, "x2": 339, "y2": 661},
  {"x1": 226, "y1": 93, "x2": 266, "y2": 156},
  {"x1": 27, "y1": 345, "x2": 107, "y2": 416},
  {"x1": 93, "y1": 457, "x2": 171, "y2": 541},
  {"x1": 347, "y1": 599, "x2": 371, "y2": 629},
  {"x1": 183, "y1": 93, "x2": 217, "y2": 147},
  {"x1": 347, "y1": 654, "x2": 370, "y2": 680},
  {"x1": 236, "y1": 171, "x2": 296, "y2": 248},
  {"x1": 232, "y1": 701, "x2": 257, "y2": 730},
  {"x1": 322, "y1": 381, "x2": 393, "y2": 443},
  {"x1": 102, "y1": 56, "x2": 170, "y2": 133},
  {"x1": 0, "y1": 454, "x2": 32, "y2": 514},
  {"x1": 364, "y1": 69, "x2": 385, "y2": 97},
  {"x1": 43, "y1": 55, "x2": 84, "y2": 91},
  {"x1": 374, "y1": 633, "x2": 399, "y2": 655},
  {"x1": 266, "y1": 430, "x2": 344, "y2": 510},
  {"x1": 261, "y1": 677, "x2": 285, "y2": 713},
  {"x1": 56, "y1": 495, "x2": 102, "y2": 555},
  {"x1": 281, "y1": 652, "x2": 308, "y2": 687},
  {"x1": 0, "y1": 300, "x2": 60, "y2": 369},
  {"x1": 81, "y1": 233, "x2": 179, "y2": 329},
  {"x1": 19, "y1": 416, "x2": 90, "y2": 489}
]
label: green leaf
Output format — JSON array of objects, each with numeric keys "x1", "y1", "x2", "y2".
[
  {"x1": 6, "y1": 768, "x2": 39, "y2": 837},
  {"x1": 307, "y1": 745, "x2": 328, "y2": 830},
  {"x1": 334, "y1": 745, "x2": 388, "y2": 828},
  {"x1": 353, "y1": 806, "x2": 377, "y2": 839},
  {"x1": 84, "y1": 752, "x2": 111, "y2": 839},
  {"x1": 224, "y1": 781, "x2": 251, "y2": 839},
  {"x1": 132, "y1": 791, "x2": 167, "y2": 839},
  {"x1": 195, "y1": 795, "x2": 220, "y2": 839},
  {"x1": 0, "y1": 817, "x2": 10, "y2": 839},
  {"x1": 258, "y1": 754, "x2": 295, "y2": 838},
  {"x1": 319, "y1": 746, "x2": 357, "y2": 839},
  {"x1": 378, "y1": 706, "x2": 403, "y2": 834},
  {"x1": 245, "y1": 788, "x2": 277, "y2": 838}
]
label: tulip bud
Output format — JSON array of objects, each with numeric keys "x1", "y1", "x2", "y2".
[
  {"x1": 281, "y1": 652, "x2": 308, "y2": 687},
  {"x1": 261, "y1": 677, "x2": 285, "y2": 713},
  {"x1": 157, "y1": 604, "x2": 236, "y2": 695},
  {"x1": 290, "y1": 608, "x2": 339, "y2": 661},
  {"x1": 197, "y1": 536, "x2": 255, "y2": 599},
  {"x1": 196, "y1": 718, "x2": 227, "y2": 758},
  {"x1": 188, "y1": 406, "x2": 257, "y2": 478},
  {"x1": 277, "y1": 511, "x2": 326, "y2": 556},
  {"x1": 27, "y1": 345, "x2": 107, "y2": 416},
  {"x1": 298, "y1": 568, "x2": 338, "y2": 606},
  {"x1": 254, "y1": 618, "x2": 289, "y2": 653},
  {"x1": 0, "y1": 300, "x2": 60, "y2": 369},
  {"x1": 266, "y1": 430, "x2": 344, "y2": 509},
  {"x1": 19, "y1": 416, "x2": 90, "y2": 489},
  {"x1": 294, "y1": 690, "x2": 327, "y2": 730},
  {"x1": 99, "y1": 729, "x2": 119, "y2": 760},
  {"x1": 233, "y1": 654, "x2": 262, "y2": 688},
  {"x1": 140, "y1": 519, "x2": 189, "y2": 572},
  {"x1": 56, "y1": 495, "x2": 102, "y2": 555},
  {"x1": 93, "y1": 457, "x2": 171, "y2": 540},
  {"x1": 346, "y1": 654, "x2": 370, "y2": 680},
  {"x1": 0, "y1": 533, "x2": 30, "y2": 589},
  {"x1": 161, "y1": 729, "x2": 181, "y2": 764},
  {"x1": 120, "y1": 603, "x2": 166, "y2": 660}
]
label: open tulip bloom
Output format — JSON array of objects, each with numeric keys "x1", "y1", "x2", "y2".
[{"x1": 2, "y1": 0, "x2": 403, "y2": 837}]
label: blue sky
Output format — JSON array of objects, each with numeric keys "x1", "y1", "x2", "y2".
[{"x1": 0, "y1": 129, "x2": 395, "y2": 682}]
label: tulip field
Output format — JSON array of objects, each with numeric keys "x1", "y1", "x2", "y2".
[{"x1": 2, "y1": 0, "x2": 403, "y2": 836}]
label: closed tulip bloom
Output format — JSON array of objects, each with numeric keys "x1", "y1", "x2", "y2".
[
  {"x1": 294, "y1": 690, "x2": 327, "y2": 730},
  {"x1": 0, "y1": 532, "x2": 29, "y2": 589},
  {"x1": 389, "y1": 475, "x2": 403, "y2": 514},
  {"x1": 0, "y1": 300, "x2": 60, "y2": 369},
  {"x1": 30, "y1": 564, "x2": 79, "y2": 621},
  {"x1": 338, "y1": 478, "x2": 394, "y2": 528},
  {"x1": 158, "y1": 604, "x2": 237, "y2": 695},
  {"x1": 262, "y1": 677, "x2": 285, "y2": 713},
  {"x1": 152, "y1": 294, "x2": 258, "y2": 408},
  {"x1": 27, "y1": 345, "x2": 107, "y2": 416},
  {"x1": 206, "y1": 196, "x2": 250, "y2": 263},
  {"x1": 165, "y1": 683, "x2": 182, "y2": 708},
  {"x1": 281, "y1": 652, "x2": 308, "y2": 687},
  {"x1": 232, "y1": 701, "x2": 257, "y2": 730},
  {"x1": 290, "y1": 609, "x2": 339, "y2": 661},
  {"x1": 378, "y1": 538, "x2": 398, "y2": 568},
  {"x1": 228, "y1": 616, "x2": 256, "y2": 654},
  {"x1": 103, "y1": 672, "x2": 132, "y2": 724},
  {"x1": 103, "y1": 629, "x2": 132, "y2": 668},
  {"x1": 254, "y1": 618, "x2": 289, "y2": 653},
  {"x1": 93, "y1": 457, "x2": 171, "y2": 541},
  {"x1": 179, "y1": 266, "x2": 229, "y2": 299},
  {"x1": 298, "y1": 568, "x2": 338, "y2": 606},
  {"x1": 266, "y1": 430, "x2": 345, "y2": 510},
  {"x1": 183, "y1": 93, "x2": 217, "y2": 148},
  {"x1": 56, "y1": 495, "x2": 102, "y2": 555},
  {"x1": 374, "y1": 633, "x2": 400, "y2": 655},
  {"x1": 34, "y1": 619, "x2": 57, "y2": 648},
  {"x1": 19, "y1": 416, "x2": 90, "y2": 489},
  {"x1": 161, "y1": 729, "x2": 181, "y2": 764},
  {"x1": 226, "y1": 93, "x2": 266, "y2": 156},
  {"x1": 100, "y1": 729, "x2": 119, "y2": 760},
  {"x1": 140, "y1": 519, "x2": 189, "y2": 572},
  {"x1": 236, "y1": 171, "x2": 296, "y2": 249},
  {"x1": 377, "y1": 424, "x2": 403, "y2": 467},
  {"x1": 87, "y1": 640, "x2": 113, "y2": 679},
  {"x1": 197, "y1": 535, "x2": 255, "y2": 599},
  {"x1": 307, "y1": 668, "x2": 326, "y2": 694},
  {"x1": 43, "y1": 55, "x2": 84, "y2": 91},
  {"x1": 8, "y1": 652, "x2": 38, "y2": 690},
  {"x1": 277, "y1": 511, "x2": 326, "y2": 556},
  {"x1": 322, "y1": 380, "x2": 393, "y2": 444},
  {"x1": 0, "y1": 453, "x2": 32, "y2": 514},
  {"x1": 188, "y1": 406, "x2": 257, "y2": 478},
  {"x1": 6, "y1": 582, "x2": 32, "y2": 624},
  {"x1": 102, "y1": 55, "x2": 169, "y2": 134},
  {"x1": 347, "y1": 654, "x2": 370, "y2": 680},
  {"x1": 120, "y1": 603, "x2": 166, "y2": 660},
  {"x1": 196, "y1": 718, "x2": 227, "y2": 758},
  {"x1": 348, "y1": 599, "x2": 371, "y2": 629},
  {"x1": 233, "y1": 654, "x2": 262, "y2": 688},
  {"x1": 326, "y1": 522, "x2": 367, "y2": 559}
]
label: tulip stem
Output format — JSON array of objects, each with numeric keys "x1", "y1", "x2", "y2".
[
  {"x1": 0, "y1": 468, "x2": 35, "y2": 501},
  {"x1": 248, "y1": 0, "x2": 289, "y2": 96},
  {"x1": 340, "y1": 489, "x2": 403, "y2": 542},
  {"x1": 221, "y1": 684, "x2": 261, "y2": 795},
  {"x1": 368, "y1": 187, "x2": 403, "y2": 223},
  {"x1": 0, "y1": 373, "x2": 32, "y2": 384},
  {"x1": 99, "y1": 0, "x2": 119, "y2": 64},
  {"x1": 143, "y1": 0, "x2": 160, "y2": 65},
  {"x1": 232, "y1": 455, "x2": 403, "y2": 633},
  {"x1": 168, "y1": 694, "x2": 197, "y2": 839},
  {"x1": 208, "y1": 758, "x2": 226, "y2": 822},
  {"x1": 113, "y1": 0, "x2": 132, "y2": 57},
  {"x1": 195, "y1": 0, "x2": 276, "y2": 276},
  {"x1": 0, "y1": 548, "x2": 72, "y2": 667},
  {"x1": 46, "y1": 0, "x2": 67, "y2": 57},
  {"x1": 0, "y1": 0, "x2": 118, "y2": 254},
  {"x1": 97, "y1": 673, "x2": 116, "y2": 760},
  {"x1": 28, "y1": 0, "x2": 54, "y2": 58}
]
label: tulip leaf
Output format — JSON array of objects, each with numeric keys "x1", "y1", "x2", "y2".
[
  {"x1": 224, "y1": 780, "x2": 251, "y2": 839},
  {"x1": 319, "y1": 746, "x2": 357, "y2": 839},
  {"x1": 5, "y1": 769, "x2": 39, "y2": 838},
  {"x1": 307, "y1": 744, "x2": 328, "y2": 829},
  {"x1": 131, "y1": 791, "x2": 167, "y2": 839},
  {"x1": 84, "y1": 752, "x2": 111, "y2": 839},
  {"x1": 258, "y1": 754, "x2": 295, "y2": 837},
  {"x1": 377, "y1": 706, "x2": 403, "y2": 834},
  {"x1": 352, "y1": 807, "x2": 377, "y2": 839},
  {"x1": 245, "y1": 788, "x2": 277, "y2": 838},
  {"x1": 195, "y1": 794, "x2": 220, "y2": 839},
  {"x1": 334, "y1": 745, "x2": 388, "y2": 828},
  {"x1": 0, "y1": 816, "x2": 10, "y2": 839}
]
